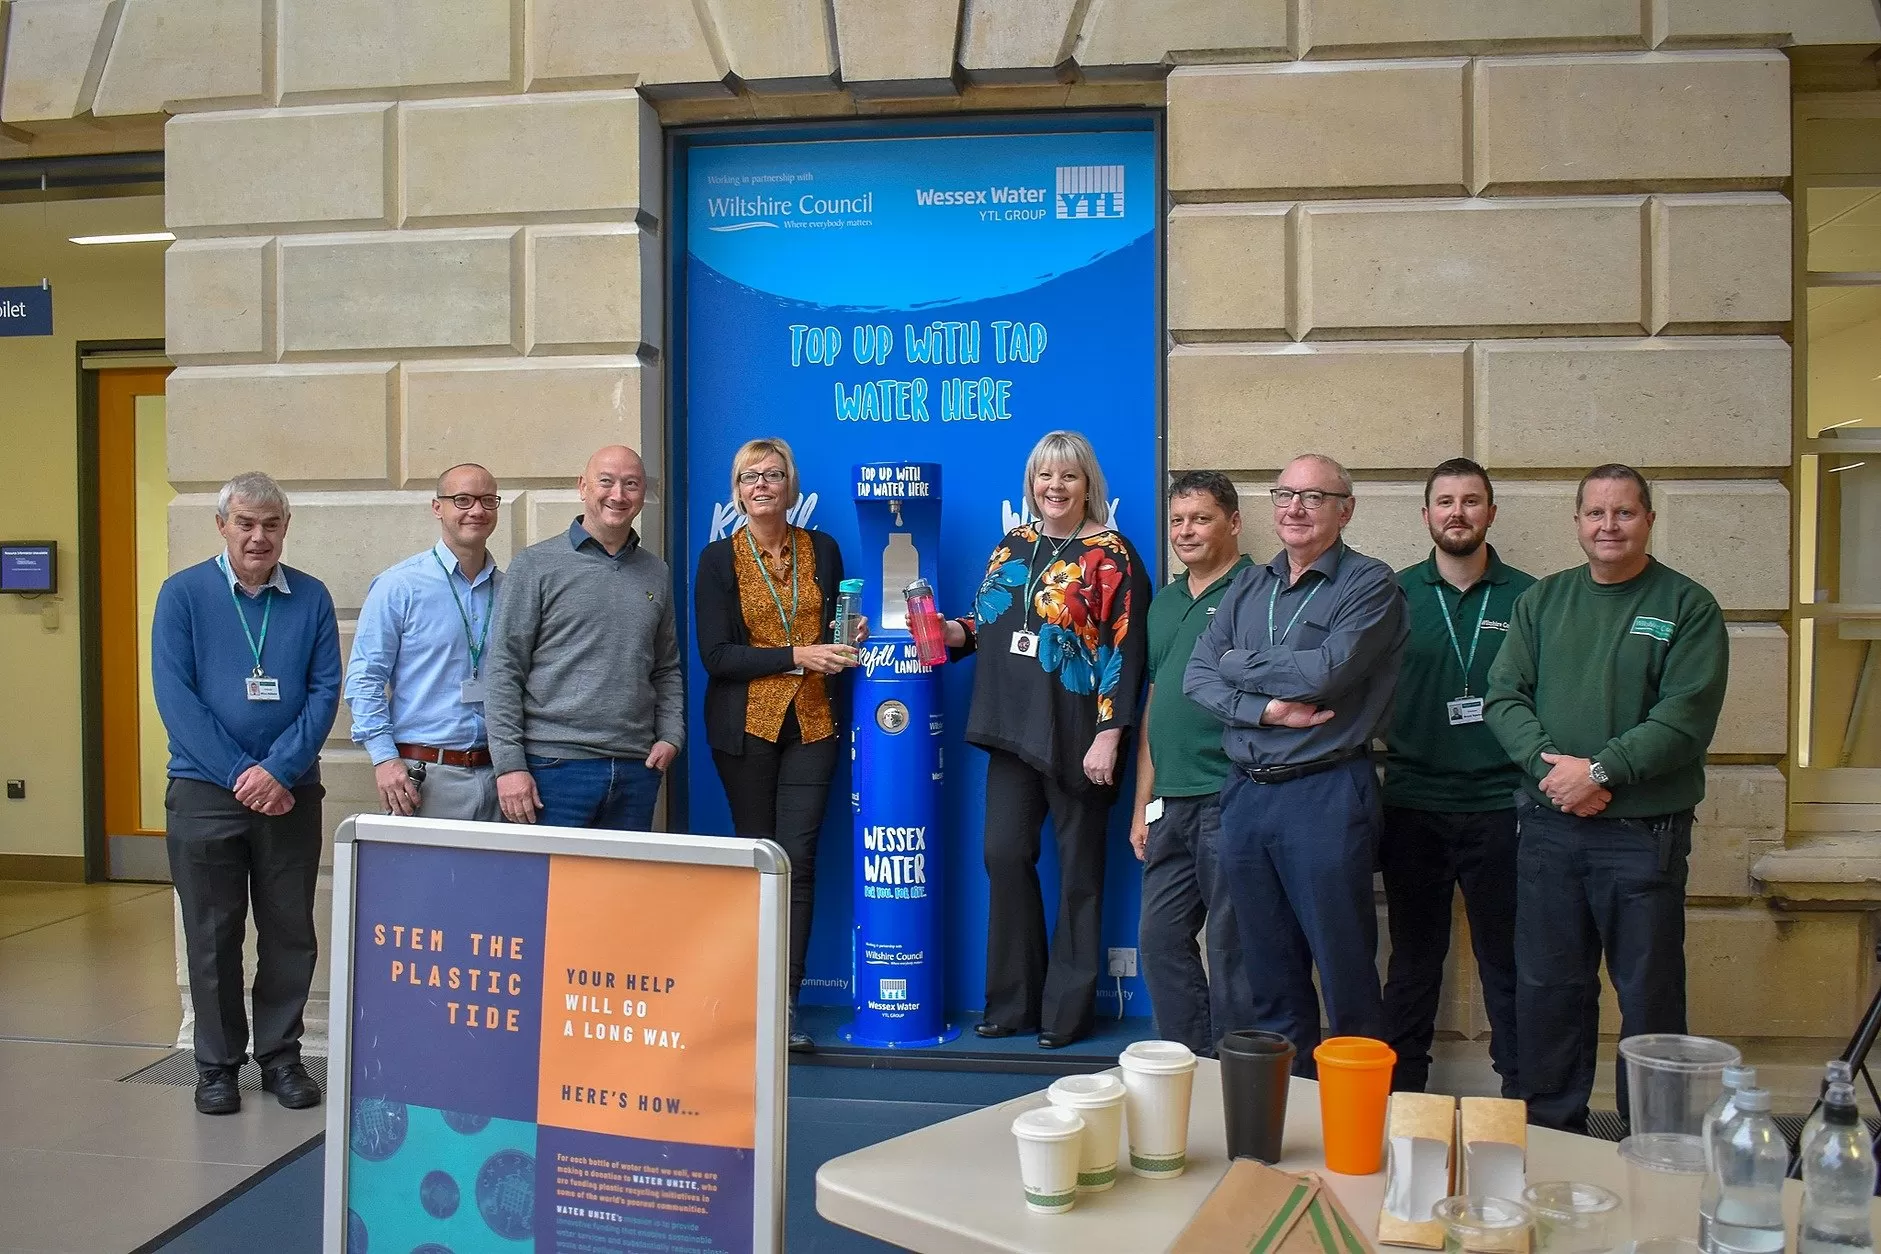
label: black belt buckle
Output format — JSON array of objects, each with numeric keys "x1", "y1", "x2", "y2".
[{"x1": 1242, "y1": 746, "x2": 1362, "y2": 786}]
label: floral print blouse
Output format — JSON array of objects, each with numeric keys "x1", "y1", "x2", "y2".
[{"x1": 962, "y1": 523, "x2": 1151, "y2": 793}]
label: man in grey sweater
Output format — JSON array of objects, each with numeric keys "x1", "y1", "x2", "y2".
[{"x1": 485, "y1": 445, "x2": 683, "y2": 831}]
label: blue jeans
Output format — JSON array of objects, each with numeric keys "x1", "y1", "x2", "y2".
[
  {"x1": 1217, "y1": 757, "x2": 1385, "y2": 1076},
  {"x1": 527, "y1": 755, "x2": 662, "y2": 832}
]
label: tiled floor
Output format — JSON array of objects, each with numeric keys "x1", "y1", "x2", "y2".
[{"x1": 0, "y1": 881, "x2": 322, "y2": 1254}]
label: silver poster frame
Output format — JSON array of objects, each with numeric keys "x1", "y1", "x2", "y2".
[{"x1": 322, "y1": 814, "x2": 790, "y2": 1253}]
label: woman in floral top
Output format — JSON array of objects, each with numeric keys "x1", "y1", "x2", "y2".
[{"x1": 942, "y1": 430, "x2": 1150, "y2": 1048}]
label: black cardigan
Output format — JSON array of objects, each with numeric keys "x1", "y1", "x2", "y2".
[{"x1": 694, "y1": 527, "x2": 847, "y2": 757}]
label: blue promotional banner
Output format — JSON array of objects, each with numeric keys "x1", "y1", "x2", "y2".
[
  {"x1": 0, "y1": 285, "x2": 52, "y2": 337},
  {"x1": 676, "y1": 117, "x2": 1160, "y2": 1023}
]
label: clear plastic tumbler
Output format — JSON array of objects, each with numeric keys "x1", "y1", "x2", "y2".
[{"x1": 1618, "y1": 1034, "x2": 1741, "y2": 1137}]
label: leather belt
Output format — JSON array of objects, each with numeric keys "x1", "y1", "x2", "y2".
[
  {"x1": 1239, "y1": 744, "x2": 1370, "y2": 785},
  {"x1": 396, "y1": 743, "x2": 492, "y2": 768}
]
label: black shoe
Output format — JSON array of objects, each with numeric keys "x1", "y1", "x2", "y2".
[
  {"x1": 787, "y1": 1005, "x2": 814, "y2": 1054},
  {"x1": 1037, "y1": 1031, "x2": 1086, "y2": 1050},
  {"x1": 194, "y1": 1067, "x2": 240, "y2": 1115},
  {"x1": 261, "y1": 1061, "x2": 322, "y2": 1109},
  {"x1": 974, "y1": 1021, "x2": 1020, "y2": 1039}
]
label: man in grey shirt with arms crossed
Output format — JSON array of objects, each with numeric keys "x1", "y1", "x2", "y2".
[
  {"x1": 1184, "y1": 453, "x2": 1408, "y2": 1072},
  {"x1": 485, "y1": 445, "x2": 684, "y2": 831}
]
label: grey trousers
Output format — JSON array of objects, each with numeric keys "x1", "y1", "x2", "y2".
[
  {"x1": 1139, "y1": 793, "x2": 1256, "y2": 1057},
  {"x1": 401, "y1": 760, "x2": 500, "y2": 822},
  {"x1": 166, "y1": 777, "x2": 323, "y2": 1071}
]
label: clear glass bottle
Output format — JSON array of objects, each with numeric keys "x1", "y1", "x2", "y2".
[
  {"x1": 1801, "y1": 1062, "x2": 1859, "y2": 1165},
  {"x1": 1700, "y1": 1064, "x2": 1758, "y2": 1252},
  {"x1": 1799, "y1": 1082, "x2": 1877, "y2": 1254},
  {"x1": 1710, "y1": 1087, "x2": 1789, "y2": 1254}
]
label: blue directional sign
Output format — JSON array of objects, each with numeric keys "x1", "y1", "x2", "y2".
[{"x1": 0, "y1": 286, "x2": 52, "y2": 337}]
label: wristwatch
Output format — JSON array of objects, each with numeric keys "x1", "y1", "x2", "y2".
[{"x1": 1588, "y1": 759, "x2": 1611, "y2": 786}]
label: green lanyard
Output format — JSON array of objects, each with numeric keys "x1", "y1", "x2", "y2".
[
  {"x1": 1021, "y1": 525, "x2": 1084, "y2": 631},
  {"x1": 227, "y1": 580, "x2": 273, "y2": 678},
  {"x1": 745, "y1": 527, "x2": 800, "y2": 645},
  {"x1": 432, "y1": 550, "x2": 494, "y2": 677},
  {"x1": 1267, "y1": 578, "x2": 1322, "y2": 646},
  {"x1": 1435, "y1": 582, "x2": 1492, "y2": 697}
]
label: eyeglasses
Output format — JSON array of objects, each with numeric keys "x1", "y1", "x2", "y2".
[
  {"x1": 437, "y1": 494, "x2": 501, "y2": 511},
  {"x1": 737, "y1": 469, "x2": 789, "y2": 486},
  {"x1": 1270, "y1": 488, "x2": 1351, "y2": 511}
]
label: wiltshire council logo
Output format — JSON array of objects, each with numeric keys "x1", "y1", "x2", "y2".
[{"x1": 1055, "y1": 165, "x2": 1125, "y2": 219}]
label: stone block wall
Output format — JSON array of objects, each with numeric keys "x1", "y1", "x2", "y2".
[{"x1": 7, "y1": 0, "x2": 1877, "y2": 1073}]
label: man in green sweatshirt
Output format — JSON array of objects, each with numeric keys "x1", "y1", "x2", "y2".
[
  {"x1": 1485, "y1": 463, "x2": 1729, "y2": 1133},
  {"x1": 1381, "y1": 458, "x2": 1535, "y2": 1098}
]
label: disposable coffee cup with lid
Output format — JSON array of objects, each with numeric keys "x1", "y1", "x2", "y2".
[
  {"x1": 1047, "y1": 1072, "x2": 1126, "y2": 1192},
  {"x1": 1119, "y1": 1040, "x2": 1198, "y2": 1178},
  {"x1": 1012, "y1": 1105, "x2": 1085, "y2": 1214}
]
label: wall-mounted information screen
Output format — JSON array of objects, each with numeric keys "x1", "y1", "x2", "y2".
[{"x1": 0, "y1": 542, "x2": 56, "y2": 593}]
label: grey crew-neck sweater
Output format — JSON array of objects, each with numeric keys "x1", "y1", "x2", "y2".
[{"x1": 484, "y1": 523, "x2": 685, "y2": 775}]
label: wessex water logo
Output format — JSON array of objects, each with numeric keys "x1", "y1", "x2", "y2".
[{"x1": 1056, "y1": 165, "x2": 1125, "y2": 219}]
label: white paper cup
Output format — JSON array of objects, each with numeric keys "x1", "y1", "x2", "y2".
[
  {"x1": 1048, "y1": 1072, "x2": 1126, "y2": 1191},
  {"x1": 1120, "y1": 1040, "x2": 1198, "y2": 1178},
  {"x1": 1012, "y1": 1106, "x2": 1086, "y2": 1213}
]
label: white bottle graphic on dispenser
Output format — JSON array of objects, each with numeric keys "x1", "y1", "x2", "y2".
[{"x1": 881, "y1": 531, "x2": 918, "y2": 631}]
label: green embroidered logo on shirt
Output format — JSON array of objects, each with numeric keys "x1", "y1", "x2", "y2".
[{"x1": 1630, "y1": 615, "x2": 1675, "y2": 643}]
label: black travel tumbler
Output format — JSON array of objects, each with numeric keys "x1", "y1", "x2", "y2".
[{"x1": 1218, "y1": 1029, "x2": 1295, "y2": 1163}]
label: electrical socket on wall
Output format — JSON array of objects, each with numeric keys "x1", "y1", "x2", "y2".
[
  {"x1": 1106, "y1": 947, "x2": 1137, "y2": 978},
  {"x1": 5, "y1": 780, "x2": 23, "y2": 800}
]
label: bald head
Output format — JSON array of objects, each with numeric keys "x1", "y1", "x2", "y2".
[{"x1": 577, "y1": 445, "x2": 648, "y2": 551}]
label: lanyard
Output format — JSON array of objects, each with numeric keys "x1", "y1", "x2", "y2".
[
  {"x1": 227, "y1": 581, "x2": 273, "y2": 677},
  {"x1": 745, "y1": 527, "x2": 799, "y2": 645},
  {"x1": 1021, "y1": 525, "x2": 1084, "y2": 631},
  {"x1": 432, "y1": 551, "x2": 494, "y2": 677},
  {"x1": 1267, "y1": 578, "x2": 1321, "y2": 647},
  {"x1": 1435, "y1": 582, "x2": 1492, "y2": 697}
]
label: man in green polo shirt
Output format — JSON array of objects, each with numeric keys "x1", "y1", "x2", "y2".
[
  {"x1": 1131, "y1": 470, "x2": 1256, "y2": 1056},
  {"x1": 1380, "y1": 458, "x2": 1536, "y2": 1096},
  {"x1": 1486, "y1": 463, "x2": 1728, "y2": 1133}
]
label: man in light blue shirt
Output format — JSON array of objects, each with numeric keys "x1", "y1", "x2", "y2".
[{"x1": 346, "y1": 464, "x2": 504, "y2": 821}]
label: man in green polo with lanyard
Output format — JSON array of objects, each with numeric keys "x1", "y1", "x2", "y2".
[
  {"x1": 1131, "y1": 470, "x2": 1256, "y2": 1055},
  {"x1": 1380, "y1": 458, "x2": 1536, "y2": 1095}
]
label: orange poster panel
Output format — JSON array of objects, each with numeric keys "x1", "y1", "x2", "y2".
[{"x1": 536, "y1": 856, "x2": 760, "y2": 1150}]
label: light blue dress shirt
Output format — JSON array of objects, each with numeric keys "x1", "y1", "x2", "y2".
[
  {"x1": 215, "y1": 550, "x2": 292, "y2": 598},
  {"x1": 345, "y1": 541, "x2": 503, "y2": 765}
]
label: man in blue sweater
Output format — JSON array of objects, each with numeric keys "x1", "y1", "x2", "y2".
[{"x1": 153, "y1": 471, "x2": 340, "y2": 1116}]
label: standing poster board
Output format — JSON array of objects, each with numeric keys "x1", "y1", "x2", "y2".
[{"x1": 323, "y1": 815, "x2": 788, "y2": 1253}]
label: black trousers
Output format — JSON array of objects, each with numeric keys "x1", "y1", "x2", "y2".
[
  {"x1": 981, "y1": 749, "x2": 1111, "y2": 1039},
  {"x1": 1379, "y1": 806, "x2": 1520, "y2": 1095},
  {"x1": 713, "y1": 720, "x2": 839, "y2": 1005},
  {"x1": 1514, "y1": 794, "x2": 1692, "y2": 1133},
  {"x1": 165, "y1": 777, "x2": 324, "y2": 1072}
]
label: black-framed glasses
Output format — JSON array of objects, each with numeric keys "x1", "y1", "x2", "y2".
[
  {"x1": 1269, "y1": 488, "x2": 1351, "y2": 511},
  {"x1": 437, "y1": 493, "x2": 502, "y2": 511},
  {"x1": 737, "y1": 469, "x2": 789, "y2": 486}
]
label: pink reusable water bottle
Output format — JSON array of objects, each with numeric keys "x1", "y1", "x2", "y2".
[{"x1": 904, "y1": 578, "x2": 947, "y2": 667}]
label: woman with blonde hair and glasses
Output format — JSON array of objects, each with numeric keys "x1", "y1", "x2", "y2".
[
  {"x1": 941, "y1": 430, "x2": 1151, "y2": 1049},
  {"x1": 695, "y1": 437, "x2": 863, "y2": 1053}
]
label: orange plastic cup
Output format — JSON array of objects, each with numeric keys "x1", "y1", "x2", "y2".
[{"x1": 1314, "y1": 1036, "x2": 1396, "y2": 1175}]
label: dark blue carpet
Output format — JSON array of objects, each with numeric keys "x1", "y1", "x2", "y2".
[{"x1": 144, "y1": 1064, "x2": 1060, "y2": 1253}]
